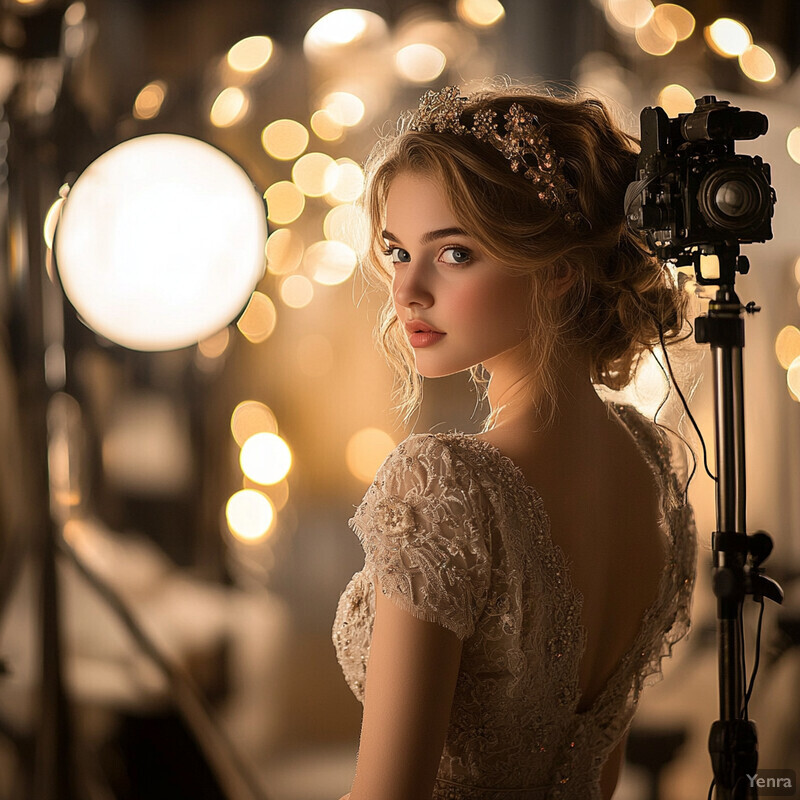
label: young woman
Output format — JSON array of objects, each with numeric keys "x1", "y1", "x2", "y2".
[{"x1": 332, "y1": 85, "x2": 697, "y2": 800}]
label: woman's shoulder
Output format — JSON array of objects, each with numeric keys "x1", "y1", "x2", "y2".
[{"x1": 373, "y1": 430, "x2": 511, "y2": 499}]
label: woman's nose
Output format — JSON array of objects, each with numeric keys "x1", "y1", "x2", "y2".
[{"x1": 393, "y1": 262, "x2": 433, "y2": 309}]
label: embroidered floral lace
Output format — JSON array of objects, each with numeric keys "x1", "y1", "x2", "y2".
[{"x1": 332, "y1": 403, "x2": 697, "y2": 799}]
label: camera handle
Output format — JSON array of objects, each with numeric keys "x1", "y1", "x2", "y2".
[{"x1": 694, "y1": 249, "x2": 784, "y2": 800}]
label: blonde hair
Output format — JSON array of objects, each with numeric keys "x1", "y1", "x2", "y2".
[{"x1": 360, "y1": 84, "x2": 687, "y2": 426}]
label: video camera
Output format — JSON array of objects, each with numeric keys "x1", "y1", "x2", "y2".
[{"x1": 625, "y1": 95, "x2": 776, "y2": 285}]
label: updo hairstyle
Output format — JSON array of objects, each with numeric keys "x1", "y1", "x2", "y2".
[{"x1": 360, "y1": 85, "x2": 688, "y2": 425}]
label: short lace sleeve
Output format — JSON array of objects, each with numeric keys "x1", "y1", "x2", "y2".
[{"x1": 349, "y1": 434, "x2": 491, "y2": 641}]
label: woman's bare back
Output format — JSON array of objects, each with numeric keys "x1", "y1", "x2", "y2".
[{"x1": 478, "y1": 402, "x2": 667, "y2": 713}]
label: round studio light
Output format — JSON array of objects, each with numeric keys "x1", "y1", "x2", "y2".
[{"x1": 54, "y1": 134, "x2": 267, "y2": 351}]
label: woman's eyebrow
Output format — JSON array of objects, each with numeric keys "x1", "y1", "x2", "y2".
[{"x1": 381, "y1": 227, "x2": 470, "y2": 244}]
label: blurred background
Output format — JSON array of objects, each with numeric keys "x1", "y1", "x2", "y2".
[{"x1": 0, "y1": 0, "x2": 799, "y2": 798}]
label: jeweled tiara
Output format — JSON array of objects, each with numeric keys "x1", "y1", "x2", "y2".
[{"x1": 407, "y1": 86, "x2": 586, "y2": 229}]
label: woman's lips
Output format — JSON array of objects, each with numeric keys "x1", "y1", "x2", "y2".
[{"x1": 409, "y1": 330, "x2": 445, "y2": 347}]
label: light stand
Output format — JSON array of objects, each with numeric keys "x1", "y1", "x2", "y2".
[{"x1": 690, "y1": 246, "x2": 784, "y2": 800}]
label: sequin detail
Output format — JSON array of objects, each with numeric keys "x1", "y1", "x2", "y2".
[{"x1": 332, "y1": 402, "x2": 696, "y2": 799}]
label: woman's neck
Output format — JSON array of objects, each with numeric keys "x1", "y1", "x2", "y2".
[{"x1": 484, "y1": 348, "x2": 604, "y2": 435}]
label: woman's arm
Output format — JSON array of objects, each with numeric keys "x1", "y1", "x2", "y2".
[{"x1": 346, "y1": 578, "x2": 464, "y2": 800}]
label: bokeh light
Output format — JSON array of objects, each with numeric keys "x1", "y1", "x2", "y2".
[
  {"x1": 261, "y1": 119, "x2": 309, "y2": 161},
  {"x1": 280, "y1": 274, "x2": 314, "y2": 309},
  {"x1": 657, "y1": 84, "x2": 696, "y2": 116},
  {"x1": 456, "y1": 0, "x2": 506, "y2": 27},
  {"x1": 266, "y1": 228, "x2": 305, "y2": 275},
  {"x1": 775, "y1": 325, "x2": 800, "y2": 370},
  {"x1": 305, "y1": 8, "x2": 369, "y2": 48},
  {"x1": 292, "y1": 152, "x2": 337, "y2": 197},
  {"x1": 794, "y1": 256, "x2": 800, "y2": 285},
  {"x1": 305, "y1": 240, "x2": 357, "y2": 286},
  {"x1": 210, "y1": 87, "x2": 249, "y2": 127},
  {"x1": 322, "y1": 91, "x2": 365, "y2": 128},
  {"x1": 134, "y1": 80, "x2": 167, "y2": 120},
  {"x1": 236, "y1": 291, "x2": 277, "y2": 344},
  {"x1": 653, "y1": 3, "x2": 694, "y2": 41},
  {"x1": 323, "y1": 203, "x2": 366, "y2": 252},
  {"x1": 705, "y1": 18, "x2": 751, "y2": 58},
  {"x1": 43, "y1": 196, "x2": 65, "y2": 249},
  {"x1": 310, "y1": 109, "x2": 344, "y2": 142},
  {"x1": 739, "y1": 45, "x2": 777, "y2": 83},
  {"x1": 787, "y1": 128, "x2": 800, "y2": 166},
  {"x1": 788, "y1": 356, "x2": 800, "y2": 401},
  {"x1": 226, "y1": 489, "x2": 275, "y2": 542},
  {"x1": 346, "y1": 428, "x2": 395, "y2": 483},
  {"x1": 297, "y1": 334, "x2": 335, "y2": 378},
  {"x1": 197, "y1": 327, "x2": 230, "y2": 359},
  {"x1": 227, "y1": 35, "x2": 274, "y2": 73},
  {"x1": 264, "y1": 181, "x2": 305, "y2": 225},
  {"x1": 395, "y1": 43, "x2": 447, "y2": 83},
  {"x1": 231, "y1": 400, "x2": 278, "y2": 447},
  {"x1": 240, "y1": 432, "x2": 292, "y2": 485},
  {"x1": 325, "y1": 158, "x2": 365, "y2": 204},
  {"x1": 635, "y1": 13, "x2": 677, "y2": 56},
  {"x1": 606, "y1": 0, "x2": 654, "y2": 30}
]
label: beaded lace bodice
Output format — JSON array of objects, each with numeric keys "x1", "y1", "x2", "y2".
[{"x1": 332, "y1": 403, "x2": 696, "y2": 799}]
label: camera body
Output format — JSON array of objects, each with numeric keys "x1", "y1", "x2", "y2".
[{"x1": 626, "y1": 96, "x2": 776, "y2": 267}]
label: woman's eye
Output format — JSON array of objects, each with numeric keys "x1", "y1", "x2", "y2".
[
  {"x1": 384, "y1": 246, "x2": 411, "y2": 263},
  {"x1": 439, "y1": 246, "x2": 472, "y2": 264}
]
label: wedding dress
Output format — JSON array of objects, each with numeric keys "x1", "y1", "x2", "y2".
[{"x1": 332, "y1": 403, "x2": 696, "y2": 799}]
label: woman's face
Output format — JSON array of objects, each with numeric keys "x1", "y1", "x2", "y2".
[{"x1": 384, "y1": 172, "x2": 532, "y2": 379}]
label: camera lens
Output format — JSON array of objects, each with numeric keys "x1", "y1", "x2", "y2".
[
  {"x1": 715, "y1": 181, "x2": 755, "y2": 217},
  {"x1": 698, "y1": 166, "x2": 770, "y2": 232}
]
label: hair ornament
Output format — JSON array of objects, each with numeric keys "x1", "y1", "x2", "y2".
[{"x1": 408, "y1": 86, "x2": 587, "y2": 230}]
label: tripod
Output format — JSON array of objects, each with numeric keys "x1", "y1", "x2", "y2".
[{"x1": 690, "y1": 244, "x2": 784, "y2": 800}]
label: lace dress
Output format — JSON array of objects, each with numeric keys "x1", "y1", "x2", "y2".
[{"x1": 332, "y1": 403, "x2": 696, "y2": 799}]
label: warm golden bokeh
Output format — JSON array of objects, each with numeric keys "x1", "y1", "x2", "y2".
[
  {"x1": 739, "y1": 45, "x2": 777, "y2": 82},
  {"x1": 606, "y1": 0, "x2": 654, "y2": 30},
  {"x1": 635, "y1": 13, "x2": 677, "y2": 56},
  {"x1": 292, "y1": 152, "x2": 337, "y2": 197},
  {"x1": 326, "y1": 158, "x2": 365, "y2": 204},
  {"x1": 226, "y1": 489, "x2": 275, "y2": 542},
  {"x1": 788, "y1": 355, "x2": 800, "y2": 401},
  {"x1": 231, "y1": 400, "x2": 278, "y2": 447},
  {"x1": 227, "y1": 35, "x2": 274, "y2": 73},
  {"x1": 346, "y1": 428, "x2": 396, "y2": 483},
  {"x1": 322, "y1": 91, "x2": 365, "y2": 128},
  {"x1": 261, "y1": 119, "x2": 309, "y2": 161},
  {"x1": 43, "y1": 196, "x2": 65, "y2": 249},
  {"x1": 705, "y1": 18, "x2": 751, "y2": 57},
  {"x1": 456, "y1": 0, "x2": 506, "y2": 27},
  {"x1": 657, "y1": 84, "x2": 696, "y2": 116},
  {"x1": 304, "y1": 240, "x2": 357, "y2": 286},
  {"x1": 240, "y1": 432, "x2": 292, "y2": 485},
  {"x1": 653, "y1": 3, "x2": 694, "y2": 41},
  {"x1": 310, "y1": 109, "x2": 344, "y2": 142},
  {"x1": 210, "y1": 87, "x2": 249, "y2": 127},
  {"x1": 134, "y1": 80, "x2": 167, "y2": 120},
  {"x1": 775, "y1": 325, "x2": 800, "y2": 370},
  {"x1": 280, "y1": 274, "x2": 314, "y2": 309},
  {"x1": 266, "y1": 228, "x2": 305, "y2": 275},
  {"x1": 198, "y1": 326, "x2": 231, "y2": 359},
  {"x1": 264, "y1": 181, "x2": 305, "y2": 225},
  {"x1": 787, "y1": 128, "x2": 800, "y2": 166},
  {"x1": 236, "y1": 291, "x2": 277, "y2": 344},
  {"x1": 395, "y1": 43, "x2": 447, "y2": 83}
]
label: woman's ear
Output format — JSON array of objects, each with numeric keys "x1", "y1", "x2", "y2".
[{"x1": 546, "y1": 263, "x2": 577, "y2": 300}]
